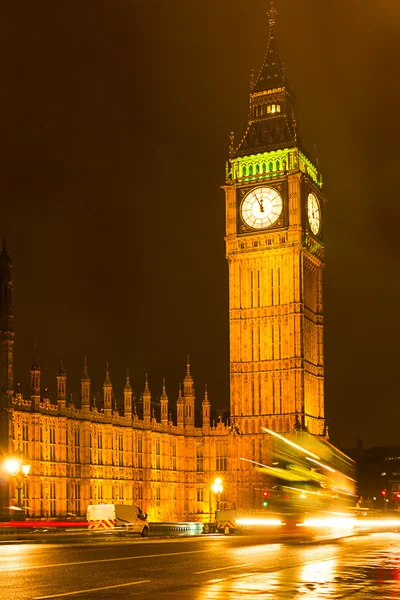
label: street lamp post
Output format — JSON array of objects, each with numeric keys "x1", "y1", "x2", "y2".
[
  {"x1": 211, "y1": 477, "x2": 224, "y2": 517},
  {"x1": 4, "y1": 456, "x2": 31, "y2": 520}
]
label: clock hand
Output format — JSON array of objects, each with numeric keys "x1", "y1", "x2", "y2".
[{"x1": 256, "y1": 195, "x2": 264, "y2": 212}]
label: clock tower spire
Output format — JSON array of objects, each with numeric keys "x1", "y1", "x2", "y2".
[
  {"x1": 225, "y1": 4, "x2": 325, "y2": 436},
  {"x1": 232, "y1": 0, "x2": 298, "y2": 162}
]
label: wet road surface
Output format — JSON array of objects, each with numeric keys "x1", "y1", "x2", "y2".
[{"x1": 1, "y1": 532, "x2": 400, "y2": 599}]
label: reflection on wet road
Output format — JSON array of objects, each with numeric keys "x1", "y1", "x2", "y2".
[
  {"x1": 194, "y1": 536, "x2": 400, "y2": 600},
  {"x1": 1, "y1": 533, "x2": 400, "y2": 599}
]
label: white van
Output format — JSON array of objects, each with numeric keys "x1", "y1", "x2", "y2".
[{"x1": 87, "y1": 504, "x2": 149, "y2": 537}]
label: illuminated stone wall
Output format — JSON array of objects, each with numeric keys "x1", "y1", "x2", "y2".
[
  {"x1": 4, "y1": 385, "x2": 235, "y2": 520},
  {"x1": 225, "y1": 160, "x2": 325, "y2": 438}
]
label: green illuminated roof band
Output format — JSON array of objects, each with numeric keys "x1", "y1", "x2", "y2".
[{"x1": 226, "y1": 148, "x2": 322, "y2": 187}]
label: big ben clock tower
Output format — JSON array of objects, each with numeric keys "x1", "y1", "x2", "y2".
[{"x1": 225, "y1": 2, "x2": 325, "y2": 437}]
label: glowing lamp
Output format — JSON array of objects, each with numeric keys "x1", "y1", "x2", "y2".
[
  {"x1": 21, "y1": 463, "x2": 31, "y2": 477},
  {"x1": 4, "y1": 458, "x2": 20, "y2": 476}
]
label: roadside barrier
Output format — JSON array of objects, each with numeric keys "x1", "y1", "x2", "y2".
[{"x1": 148, "y1": 522, "x2": 204, "y2": 535}]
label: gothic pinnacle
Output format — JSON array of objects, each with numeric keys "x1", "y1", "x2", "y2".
[
  {"x1": 203, "y1": 383, "x2": 209, "y2": 403},
  {"x1": 268, "y1": 0, "x2": 278, "y2": 22},
  {"x1": 81, "y1": 357, "x2": 90, "y2": 382},
  {"x1": 184, "y1": 355, "x2": 193, "y2": 382},
  {"x1": 124, "y1": 368, "x2": 132, "y2": 391},
  {"x1": 267, "y1": 0, "x2": 278, "y2": 42},
  {"x1": 31, "y1": 343, "x2": 39, "y2": 370},
  {"x1": 104, "y1": 363, "x2": 112, "y2": 386},
  {"x1": 58, "y1": 351, "x2": 66, "y2": 376},
  {"x1": 161, "y1": 378, "x2": 168, "y2": 400}
]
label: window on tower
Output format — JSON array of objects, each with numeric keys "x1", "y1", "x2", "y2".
[
  {"x1": 171, "y1": 440, "x2": 177, "y2": 471},
  {"x1": 196, "y1": 442, "x2": 203, "y2": 471},
  {"x1": 137, "y1": 435, "x2": 143, "y2": 468},
  {"x1": 50, "y1": 425, "x2": 56, "y2": 462},
  {"x1": 97, "y1": 433, "x2": 103, "y2": 465},
  {"x1": 267, "y1": 104, "x2": 281, "y2": 114},
  {"x1": 155, "y1": 437, "x2": 161, "y2": 470},
  {"x1": 118, "y1": 434, "x2": 124, "y2": 466},
  {"x1": 216, "y1": 441, "x2": 227, "y2": 471}
]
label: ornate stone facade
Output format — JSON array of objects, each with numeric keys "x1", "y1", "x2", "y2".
[{"x1": 0, "y1": 4, "x2": 326, "y2": 520}]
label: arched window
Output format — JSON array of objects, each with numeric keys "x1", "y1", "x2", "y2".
[
  {"x1": 261, "y1": 104, "x2": 265, "y2": 116},
  {"x1": 255, "y1": 164, "x2": 260, "y2": 174},
  {"x1": 241, "y1": 166, "x2": 246, "y2": 177},
  {"x1": 249, "y1": 165, "x2": 253, "y2": 176},
  {"x1": 269, "y1": 162, "x2": 273, "y2": 172},
  {"x1": 276, "y1": 160, "x2": 280, "y2": 171},
  {"x1": 262, "y1": 162, "x2": 266, "y2": 173}
]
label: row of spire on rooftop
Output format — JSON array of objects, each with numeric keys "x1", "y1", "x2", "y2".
[{"x1": 26, "y1": 353, "x2": 210, "y2": 404}]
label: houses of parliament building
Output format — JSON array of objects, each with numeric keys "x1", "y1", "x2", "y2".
[{"x1": 0, "y1": 3, "x2": 325, "y2": 520}]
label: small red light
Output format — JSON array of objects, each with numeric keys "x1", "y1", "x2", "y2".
[
  {"x1": 381, "y1": 490, "x2": 387, "y2": 497},
  {"x1": 262, "y1": 490, "x2": 269, "y2": 498},
  {"x1": 395, "y1": 493, "x2": 400, "y2": 500}
]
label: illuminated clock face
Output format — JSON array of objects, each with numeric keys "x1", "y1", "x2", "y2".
[
  {"x1": 241, "y1": 187, "x2": 283, "y2": 229},
  {"x1": 307, "y1": 193, "x2": 321, "y2": 235}
]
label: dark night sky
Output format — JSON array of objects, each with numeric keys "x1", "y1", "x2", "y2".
[{"x1": 1, "y1": 0, "x2": 400, "y2": 448}]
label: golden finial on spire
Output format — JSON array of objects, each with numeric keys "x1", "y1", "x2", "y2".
[
  {"x1": 267, "y1": 0, "x2": 278, "y2": 35},
  {"x1": 203, "y1": 383, "x2": 209, "y2": 403},
  {"x1": 229, "y1": 131, "x2": 235, "y2": 157},
  {"x1": 268, "y1": 0, "x2": 278, "y2": 19},
  {"x1": 124, "y1": 368, "x2": 132, "y2": 391},
  {"x1": 31, "y1": 342, "x2": 39, "y2": 370},
  {"x1": 144, "y1": 373, "x2": 150, "y2": 392},
  {"x1": 161, "y1": 378, "x2": 168, "y2": 400},
  {"x1": 104, "y1": 363, "x2": 111, "y2": 385},
  {"x1": 58, "y1": 350, "x2": 66, "y2": 375},
  {"x1": 184, "y1": 355, "x2": 193, "y2": 383}
]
